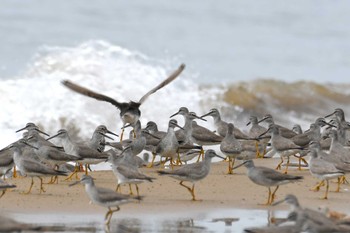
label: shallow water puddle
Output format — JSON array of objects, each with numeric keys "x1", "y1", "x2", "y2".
[{"x1": 11, "y1": 209, "x2": 288, "y2": 233}]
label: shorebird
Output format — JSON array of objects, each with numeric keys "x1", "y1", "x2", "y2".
[
  {"x1": 46, "y1": 129, "x2": 109, "y2": 178},
  {"x1": 258, "y1": 125, "x2": 304, "y2": 173},
  {"x1": 69, "y1": 175, "x2": 142, "y2": 225},
  {"x1": 201, "y1": 108, "x2": 248, "y2": 139},
  {"x1": 8, "y1": 139, "x2": 67, "y2": 194},
  {"x1": 273, "y1": 194, "x2": 350, "y2": 232},
  {"x1": 233, "y1": 160, "x2": 303, "y2": 205},
  {"x1": 220, "y1": 123, "x2": 242, "y2": 174},
  {"x1": 157, "y1": 149, "x2": 224, "y2": 201},
  {"x1": 0, "y1": 179, "x2": 16, "y2": 198},
  {"x1": 108, "y1": 148, "x2": 155, "y2": 197},
  {"x1": 15, "y1": 122, "x2": 50, "y2": 137},
  {"x1": 88, "y1": 125, "x2": 118, "y2": 153},
  {"x1": 308, "y1": 144, "x2": 344, "y2": 199},
  {"x1": 325, "y1": 108, "x2": 350, "y2": 146},
  {"x1": 246, "y1": 115, "x2": 269, "y2": 158},
  {"x1": 171, "y1": 108, "x2": 201, "y2": 145},
  {"x1": 308, "y1": 140, "x2": 350, "y2": 192},
  {"x1": 62, "y1": 64, "x2": 185, "y2": 140},
  {"x1": 147, "y1": 119, "x2": 183, "y2": 168},
  {"x1": 171, "y1": 109, "x2": 209, "y2": 160}
]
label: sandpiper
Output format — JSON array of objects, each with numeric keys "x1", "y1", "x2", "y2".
[{"x1": 62, "y1": 64, "x2": 185, "y2": 140}]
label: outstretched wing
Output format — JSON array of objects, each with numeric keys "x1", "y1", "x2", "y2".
[
  {"x1": 138, "y1": 63, "x2": 185, "y2": 104},
  {"x1": 62, "y1": 80, "x2": 123, "y2": 109}
]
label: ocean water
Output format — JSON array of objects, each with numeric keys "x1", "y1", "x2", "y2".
[{"x1": 1, "y1": 1, "x2": 350, "y2": 147}]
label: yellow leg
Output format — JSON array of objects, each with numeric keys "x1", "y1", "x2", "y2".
[
  {"x1": 190, "y1": 184, "x2": 196, "y2": 201},
  {"x1": 120, "y1": 129, "x2": 125, "y2": 142},
  {"x1": 260, "y1": 187, "x2": 271, "y2": 205},
  {"x1": 310, "y1": 180, "x2": 325, "y2": 192},
  {"x1": 340, "y1": 176, "x2": 349, "y2": 184},
  {"x1": 270, "y1": 186, "x2": 279, "y2": 205},
  {"x1": 64, "y1": 165, "x2": 80, "y2": 181},
  {"x1": 39, "y1": 177, "x2": 46, "y2": 194},
  {"x1": 255, "y1": 141, "x2": 262, "y2": 158},
  {"x1": 321, "y1": 180, "x2": 329, "y2": 200},
  {"x1": 116, "y1": 184, "x2": 121, "y2": 192},
  {"x1": 135, "y1": 184, "x2": 140, "y2": 197},
  {"x1": 147, "y1": 153, "x2": 156, "y2": 168},
  {"x1": 176, "y1": 153, "x2": 183, "y2": 165},
  {"x1": 227, "y1": 158, "x2": 233, "y2": 174},
  {"x1": 283, "y1": 157, "x2": 290, "y2": 174},
  {"x1": 196, "y1": 148, "x2": 204, "y2": 162},
  {"x1": 13, "y1": 166, "x2": 17, "y2": 178},
  {"x1": 105, "y1": 206, "x2": 120, "y2": 225},
  {"x1": 275, "y1": 158, "x2": 284, "y2": 170},
  {"x1": 85, "y1": 164, "x2": 89, "y2": 175},
  {"x1": 23, "y1": 177, "x2": 34, "y2": 194},
  {"x1": 335, "y1": 177, "x2": 341, "y2": 192},
  {"x1": 179, "y1": 181, "x2": 196, "y2": 201},
  {"x1": 128, "y1": 184, "x2": 134, "y2": 195}
]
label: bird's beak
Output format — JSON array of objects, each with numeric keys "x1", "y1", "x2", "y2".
[
  {"x1": 69, "y1": 180, "x2": 81, "y2": 187},
  {"x1": 231, "y1": 160, "x2": 248, "y2": 170},
  {"x1": 193, "y1": 114, "x2": 207, "y2": 122},
  {"x1": 257, "y1": 116, "x2": 269, "y2": 124},
  {"x1": 257, "y1": 128, "x2": 269, "y2": 138},
  {"x1": 15, "y1": 126, "x2": 29, "y2": 133},
  {"x1": 216, "y1": 154, "x2": 226, "y2": 160},
  {"x1": 98, "y1": 132, "x2": 114, "y2": 140},
  {"x1": 143, "y1": 131, "x2": 161, "y2": 140},
  {"x1": 121, "y1": 123, "x2": 132, "y2": 129},
  {"x1": 325, "y1": 111, "x2": 336, "y2": 118},
  {"x1": 173, "y1": 122, "x2": 184, "y2": 130},
  {"x1": 22, "y1": 139, "x2": 39, "y2": 150},
  {"x1": 46, "y1": 131, "x2": 64, "y2": 141},
  {"x1": 34, "y1": 128, "x2": 50, "y2": 137},
  {"x1": 246, "y1": 121, "x2": 251, "y2": 126},
  {"x1": 200, "y1": 111, "x2": 212, "y2": 118},
  {"x1": 170, "y1": 110, "x2": 180, "y2": 118},
  {"x1": 106, "y1": 130, "x2": 119, "y2": 137}
]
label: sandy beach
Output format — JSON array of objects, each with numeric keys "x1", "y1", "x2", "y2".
[{"x1": 1, "y1": 157, "x2": 350, "y2": 220}]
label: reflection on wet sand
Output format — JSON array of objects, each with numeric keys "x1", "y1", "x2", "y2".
[{"x1": 5, "y1": 209, "x2": 283, "y2": 233}]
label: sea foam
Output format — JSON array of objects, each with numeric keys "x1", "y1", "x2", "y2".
[{"x1": 0, "y1": 40, "x2": 220, "y2": 148}]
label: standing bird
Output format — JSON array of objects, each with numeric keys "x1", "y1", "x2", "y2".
[
  {"x1": 157, "y1": 149, "x2": 224, "y2": 201},
  {"x1": 233, "y1": 160, "x2": 303, "y2": 205},
  {"x1": 308, "y1": 145, "x2": 344, "y2": 200},
  {"x1": 88, "y1": 125, "x2": 118, "y2": 153},
  {"x1": 62, "y1": 64, "x2": 185, "y2": 140},
  {"x1": 69, "y1": 175, "x2": 141, "y2": 225},
  {"x1": 147, "y1": 119, "x2": 183, "y2": 168},
  {"x1": 258, "y1": 125, "x2": 304, "y2": 173},
  {"x1": 9, "y1": 139, "x2": 67, "y2": 194}
]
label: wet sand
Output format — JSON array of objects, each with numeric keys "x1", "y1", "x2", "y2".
[{"x1": 1, "y1": 157, "x2": 350, "y2": 218}]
